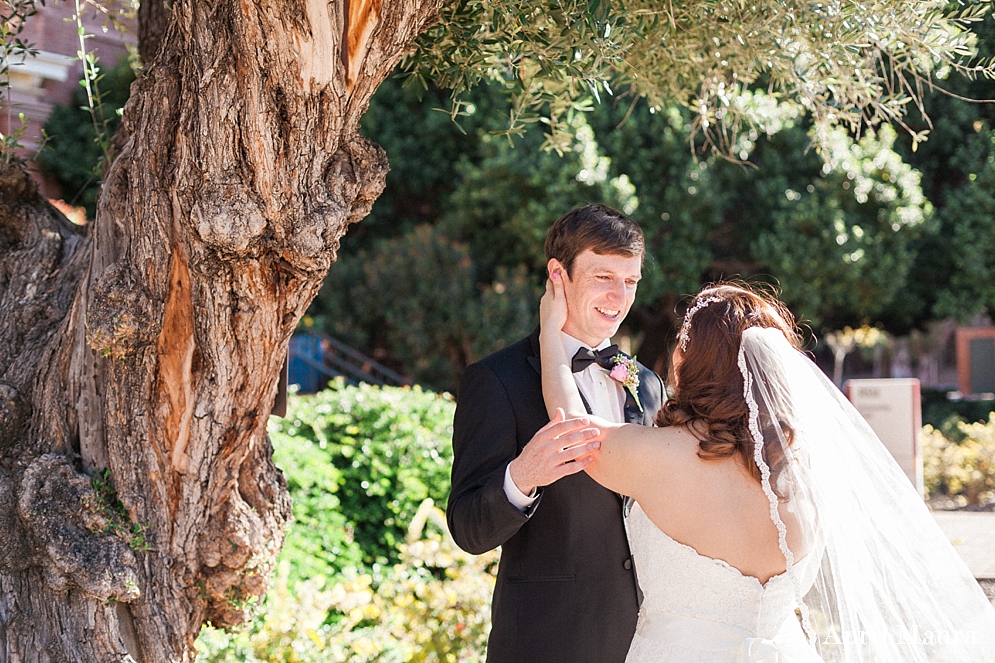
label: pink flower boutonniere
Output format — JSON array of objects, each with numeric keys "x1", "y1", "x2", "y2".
[{"x1": 608, "y1": 353, "x2": 642, "y2": 412}]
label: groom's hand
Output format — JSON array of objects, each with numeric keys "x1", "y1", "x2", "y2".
[{"x1": 508, "y1": 409, "x2": 601, "y2": 496}]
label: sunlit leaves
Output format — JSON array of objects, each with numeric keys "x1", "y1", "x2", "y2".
[{"x1": 407, "y1": 0, "x2": 995, "y2": 157}]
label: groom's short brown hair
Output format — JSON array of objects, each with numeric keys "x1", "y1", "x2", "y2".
[{"x1": 544, "y1": 204, "x2": 645, "y2": 278}]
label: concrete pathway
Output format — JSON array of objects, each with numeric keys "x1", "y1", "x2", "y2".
[
  {"x1": 933, "y1": 511, "x2": 995, "y2": 580},
  {"x1": 932, "y1": 511, "x2": 995, "y2": 607}
]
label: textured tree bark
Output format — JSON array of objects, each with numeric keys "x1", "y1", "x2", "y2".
[
  {"x1": 137, "y1": 0, "x2": 171, "y2": 66},
  {"x1": 0, "y1": 0, "x2": 440, "y2": 660}
]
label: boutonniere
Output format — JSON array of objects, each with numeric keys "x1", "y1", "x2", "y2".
[{"x1": 608, "y1": 353, "x2": 642, "y2": 412}]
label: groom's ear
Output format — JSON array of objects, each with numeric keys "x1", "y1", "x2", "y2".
[{"x1": 547, "y1": 258, "x2": 568, "y2": 281}]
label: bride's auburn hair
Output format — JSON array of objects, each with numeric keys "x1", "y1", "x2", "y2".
[{"x1": 655, "y1": 282, "x2": 803, "y2": 483}]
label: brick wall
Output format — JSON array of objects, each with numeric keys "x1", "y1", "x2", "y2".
[{"x1": 2, "y1": 1, "x2": 136, "y2": 198}]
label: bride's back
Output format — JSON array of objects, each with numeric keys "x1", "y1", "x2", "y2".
[
  {"x1": 624, "y1": 284, "x2": 803, "y2": 584},
  {"x1": 591, "y1": 422, "x2": 801, "y2": 586}
]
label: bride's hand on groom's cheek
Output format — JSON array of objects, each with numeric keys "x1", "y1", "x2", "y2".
[
  {"x1": 540, "y1": 270, "x2": 568, "y2": 332},
  {"x1": 509, "y1": 409, "x2": 602, "y2": 496}
]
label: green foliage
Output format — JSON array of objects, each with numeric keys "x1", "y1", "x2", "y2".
[
  {"x1": 196, "y1": 503, "x2": 496, "y2": 663},
  {"x1": 270, "y1": 417, "x2": 362, "y2": 585},
  {"x1": 198, "y1": 384, "x2": 493, "y2": 662},
  {"x1": 922, "y1": 389, "x2": 995, "y2": 430},
  {"x1": 320, "y1": 6, "x2": 995, "y2": 376},
  {"x1": 269, "y1": 381, "x2": 456, "y2": 570},
  {"x1": 737, "y1": 125, "x2": 931, "y2": 329},
  {"x1": 927, "y1": 138, "x2": 995, "y2": 321},
  {"x1": 315, "y1": 73, "x2": 938, "y2": 383},
  {"x1": 317, "y1": 81, "x2": 546, "y2": 392},
  {"x1": 923, "y1": 414, "x2": 995, "y2": 504},
  {"x1": 405, "y1": 0, "x2": 626, "y2": 151},
  {"x1": 349, "y1": 79, "x2": 495, "y2": 251},
  {"x1": 36, "y1": 60, "x2": 135, "y2": 217},
  {"x1": 407, "y1": 0, "x2": 995, "y2": 155},
  {"x1": 196, "y1": 559, "x2": 340, "y2": 662},
  {"x1": 313, "y1": 225, "x2": 538, "y2": 393},
  {"x1": 883, "y1": 12, "x2": 995, "y2": 330}
]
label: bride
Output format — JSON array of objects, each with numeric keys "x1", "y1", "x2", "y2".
[{"x1": 539, "y1": 276, "x2": 995, "y2": 662}]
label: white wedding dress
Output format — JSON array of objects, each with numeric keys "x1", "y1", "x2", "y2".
[
  {"x1": 624, "y1": 502, "x2": 822, "y2": 663},
  {"x1": 535, "y1": 291, "x2": 995, "y2": 662}
]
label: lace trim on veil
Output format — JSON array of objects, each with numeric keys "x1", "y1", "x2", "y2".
[{"x1": 738, "y1": 328, "x2": 816, "y2": 644}]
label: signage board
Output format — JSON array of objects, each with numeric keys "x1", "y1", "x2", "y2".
[{"x1": 847, "y1": 378, "x2": 923, "y2": 495}]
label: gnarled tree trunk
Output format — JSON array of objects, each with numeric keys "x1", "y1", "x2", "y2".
[{"x1": 0, "y1": 0, "x2": 440, "y2": 660}]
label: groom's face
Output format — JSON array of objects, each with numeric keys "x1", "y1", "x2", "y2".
[{"x1": 555, "y1": 249, "x2": 642, "y2": 347}]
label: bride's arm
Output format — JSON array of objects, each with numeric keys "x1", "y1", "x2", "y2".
[
  {"x1": 539, "y1": 271, "x2": 644, "y2": 495},
  {"x1": 538, "y1": 272, "x2": 588, "y2": 420},
  {"x1": 585, "y1": 423, "x2": 662, "y2": 497}
]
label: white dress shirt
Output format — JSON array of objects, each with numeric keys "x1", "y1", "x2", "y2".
[{"x1": 504, "y1": 332, "x2": 626, "y2": 511}]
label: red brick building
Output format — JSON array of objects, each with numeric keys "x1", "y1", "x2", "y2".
[{"x1": 1, "y1": 1, "x2": 135, "y2": 197}]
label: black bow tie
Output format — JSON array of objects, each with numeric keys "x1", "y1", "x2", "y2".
[{"x1": 571, "y1": 344, "x2": 620, "y2": 373}]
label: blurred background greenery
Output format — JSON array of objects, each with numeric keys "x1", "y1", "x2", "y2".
[
  {"x1": 40, "y1": 16, "x2": 995, "y2": 393},
  {"x1": 301, "y1": 14, "x2": 995, "y2": 393}
]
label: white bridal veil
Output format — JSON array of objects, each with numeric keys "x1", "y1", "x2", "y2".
[{"x1": 738, "y1": 327, "x2": 995, "y2": 663}]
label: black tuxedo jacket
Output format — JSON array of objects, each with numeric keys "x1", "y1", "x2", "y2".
[{"x1": 447, "y1": 328, "x2": 665, "y2": 663}]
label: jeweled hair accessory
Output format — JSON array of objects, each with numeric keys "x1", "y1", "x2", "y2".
[{"x1": 679, "y1": 296, "x2": 723, "y2": 351}]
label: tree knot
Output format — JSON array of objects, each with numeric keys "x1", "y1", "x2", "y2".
[
  {"x1": 18, "y1": 454, "x2": 143, "y2": 602},
  {"x1": 86, "y1": 261, "x2": 159, "y2": 360}
]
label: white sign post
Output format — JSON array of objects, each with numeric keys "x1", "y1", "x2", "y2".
[{"x1": 846, "y1": 378, "x2": 923, "y2": 496}]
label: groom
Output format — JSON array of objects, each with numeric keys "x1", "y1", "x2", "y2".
[{"x1": 447, "y1": 204, "x2": 665, "y2": 662}]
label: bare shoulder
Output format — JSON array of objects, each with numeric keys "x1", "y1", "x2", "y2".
[
  {"x1": 607, "y1": 422, "x2": 696, "y2": 457},
  {"x1": 586, "y1": 423, "x2": 699, "y2": 495}
]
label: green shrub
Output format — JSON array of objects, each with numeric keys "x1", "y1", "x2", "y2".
[
  {"x1": 921, "y1": 389, "x2": 995, "y2": 433},
  {"x1": 270, "y1": 381, "x2": 456, "y2": 571},
  {"x1": 196, "y1": 501, "x2": 497, "y2": 663},
  {"x1": 195, "y1": 559, "x2": 337, "y2": 662},
  {"x1": 315, "y1": 501, "x2": 496, "y2": 663},
  {"x1": 271, "y1": 417, "x2": 363, "y2": 585},
  {"x1": 197, "y1": 384, "x2": 492, "y2": 661},
  {"x1": 922, "y1": 413, "x2": 995, "y2": 504}
]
